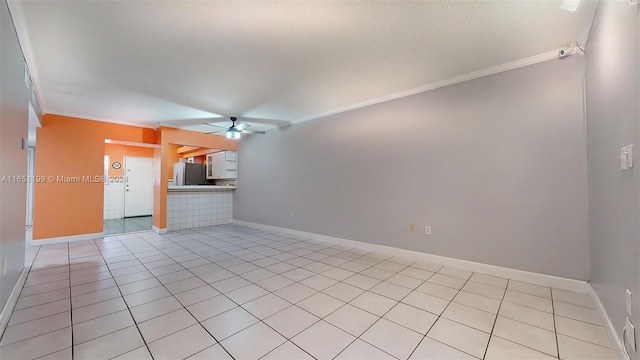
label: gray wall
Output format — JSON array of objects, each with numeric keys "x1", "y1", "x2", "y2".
[
  {"x1": 235, "y1": 56, "x2": 589, "y2": 280},
  {"x1": 585, "y1": 1, "x2": 640, "y2": 358},
  {"x1": 0, "y1": 0, "x2": 29, "y2": 311}
]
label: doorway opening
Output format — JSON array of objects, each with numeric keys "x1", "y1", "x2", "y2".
[
  {"x1": 25, "y1": 102, "x2": 40, "y2": 244},
  {"x1": 103, "y1": 141, "x2": 155, "y2": 235}
]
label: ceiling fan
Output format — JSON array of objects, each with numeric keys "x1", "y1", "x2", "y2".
[{"x1": 203, "y1": 117, "x2": 266, "y2": 139}]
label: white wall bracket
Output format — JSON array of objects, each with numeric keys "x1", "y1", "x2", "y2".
[
  {"x1": 625, "y1": 317, "x2": 636, "y2": 352},
  {"x1": 625, "y1": 144, "x2": 633, "y2": 168},
  {"x1": 620, "y1": 148, "x2": 628, "y2": 170},
  {"x1": 620, "y1": 145, "x2": 634, "y2": 170}
]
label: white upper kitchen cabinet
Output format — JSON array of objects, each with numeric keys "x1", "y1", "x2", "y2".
[{"x1": 206, "y1": 150, "x2": 238, "y2": 179}]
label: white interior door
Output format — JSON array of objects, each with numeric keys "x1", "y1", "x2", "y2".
[{"x1": 124, "y1": 156, "x2": 153, "y2": 217}]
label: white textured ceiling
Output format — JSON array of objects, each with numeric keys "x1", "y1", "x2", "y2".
[{"x1": 10, "y1": 1, "x2": 588, "y2": 132}]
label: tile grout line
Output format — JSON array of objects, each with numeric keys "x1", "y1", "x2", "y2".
[
  {"x1": 283, "y1": 262, "x2": 424, "y2": 359},
  {"x1": 14, "y1": 226, "x2": 606, "y2": 359},
  {"x1": 128, "y1": 228, "x2": 379, "y2": 358},
  {"x1": 551, "y1": 288, "x2": 561, "y2": 359},
  {"x1": 91, "y1": 238, "x2": 157, "y2": 360},
  {"x1": 2, "y1": 244, "x2": 73, "y2": 358},
  {"x1": 43, "y1": 240, "x2": 450, "y2": 322},
  {"x1": 18, "y1": 243, "x2": 73, "y2": 358},
  {"x1": 481, "y1": 278, "x2": 508, "y2": 360},
  {"x1": 0, "y1": 246, "x2": 40, "y2": 342},
  {"x1": 113, "y1": 228, "x2": 410, "y2": 358},
  {"x1": 406, "y1": 269, "x2": 477, "y2": 360},
  {"x1": 182, "y1": 226, "x2": 518, "y2": 359},
  {"x1": 168, "y1": 233, "x2": 326, "y2": 359},
  {"x1": 155, "y1": 228, "x2": 338, "y2": 358},
  {"x1": 263, "y1": 254, "x2": 444, "y2": 355},
  {"x1": 113, "y1": 233, "x2": 237, "y2": 360},
  {"x1": 494, "y1": 287, "x2": 605, "y2": 355},
  {"x1": 67, "y1": 241, "x2": 75, "y2": 360},
  {"x1": 224, "y1": 242, "x2": 419, "y2": 360},
  {"x1": 421, "y1": 277, "x2": 583, "y2": 358},
  {"x1": 0, "y1": 246, "x2": 74, "y2": 358},
  {"x1": 332, "y1": 259, "x2": 434, "y2": 360}
]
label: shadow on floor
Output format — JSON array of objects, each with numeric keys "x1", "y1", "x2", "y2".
[{"x1": 103, "y1": 216, "x2": 152, "y2": 235}]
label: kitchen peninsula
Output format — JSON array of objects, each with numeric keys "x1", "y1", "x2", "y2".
[
  {"x1": 167, "y1": 185, "x2": 235, "y2": 231},
  {"x1": 167, "y1": 146, "x2": 238, "y2": 231}
]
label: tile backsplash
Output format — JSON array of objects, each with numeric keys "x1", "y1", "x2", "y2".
[
  {"x1": 167, "y1": 190, "x2": 233, "y2": 231},
  {"x1": 103, "y1": 183, "x2": 124, "y2": 219}
]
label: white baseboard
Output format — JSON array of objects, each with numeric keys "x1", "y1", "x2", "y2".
[
  {"x1": 0, "y1": 267, "x2": 27, "y2": 337},
  {"x1": 30, "y1": 232, "x2": 104, "y2": 246},
  {"x1": 152, "y1": 226, "x2": 167, "y2": 234},
  {"x1": 588, "y1": 285, "x2": 629, "y2": 360},
  {"x1": 232, "y1": 220, "x2": 589, "y2": 293}
]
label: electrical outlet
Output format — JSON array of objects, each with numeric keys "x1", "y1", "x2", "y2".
[
  {"x1": 2, "y1": 258, "x2": 6, "y2": 276},
  {"x1": 627, "y1": 289, "x2": 633, "y2": 316},
  {"x1": 626, "y1": 317, "x2": 636, "y2": 351},
  {"x1": 409, "y1": 224, "x2": 416, "y2": 232},
  {"x1": 425, "y1": 226, "x2": 432, "y2": 235}
]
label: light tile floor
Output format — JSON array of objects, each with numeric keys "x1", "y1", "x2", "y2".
[
  {"x1": 2, "y1": 225, "x2": 615, "y2": 360},
  {"x1": 103, "y1": 216, "x2": 153, "y2": 235}
]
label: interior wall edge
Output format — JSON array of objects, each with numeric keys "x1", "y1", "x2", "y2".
[
  {"x1": 584, "y1": 1, "x2": 640, "y2": 359},
  {"x1": 0, "y1": 268, "x2": 28, "y2": 341},
  {"x1": 235, "y1": 56, "x2": 588, "y2": 281},
  {"x1": 589, "y1": 284, "x2": 631, "y2": 360},
  {"x1": 0, "y1": 0, "x2": 30, "y2": 317}
]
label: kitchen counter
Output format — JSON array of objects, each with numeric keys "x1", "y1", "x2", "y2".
[{"x1": 168, "y1": 185, "x2": 236, "y2": 191}]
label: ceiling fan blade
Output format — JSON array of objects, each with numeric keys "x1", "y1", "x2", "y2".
[
  {"x1": 236, "y1": 117, "x2": 290, "y2": 127},
  {"x1": 236, "y1": 122, "x2": 250, "y2": 130},
  {"x1": 159, "y1": 116, "x2": 225, "y2": 127},
  {"x1": 204, "y1": 131, "x2": 224, "y2": 134},
  {"x1": 202, "y1": 123, "x2": 229, "y2": 129},
  {"x1": 240, "y1": 129, "x2": 266, "y2": 135}
]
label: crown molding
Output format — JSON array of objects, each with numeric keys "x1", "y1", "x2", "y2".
[
  {"x1": 45, "y1": 111, "x2": 158, "y2": 129},
  {"x1": 579, "y1": 0, "x2": 599, "y2": 48},
  {"x1": 290, "y1": 49, "x2": 567, "y2": 126},
  {"x1": 9, "y1": 0, "x2": 580, "y2": 134},
  {"x1": 6, "y1": 0, "x2": 46, "y2": 112},
  {"x1": 104, "y1": 139, "x2": 159, "y2": 148}
]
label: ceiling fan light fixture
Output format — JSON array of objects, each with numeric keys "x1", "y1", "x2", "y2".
[
  {"x1": 225, "y1": 117, "x2": 242, "y2": 139},
  {"x1": 226, "y1": 127, "x2": 241, "y2": 139}
]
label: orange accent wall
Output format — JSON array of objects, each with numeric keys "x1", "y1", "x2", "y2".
[
  {"x1": 34, "y1": 115, "x2": 236, "y2": 240},
  {"x1": 34, "y1": 114, "x2": 156, "y2": 240},
  {"x1": 105, "y1": 144, "x2": 155, "y2": 177},
  {"x1": 166, "y1": 144, "x2": 181, "y2": 182},
  {"x1": 193, "y1": 155, "x2": 205, "y2": 164},
  {"x1": 180, "y1": 148, "x2": 219, "y2": 158}
]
